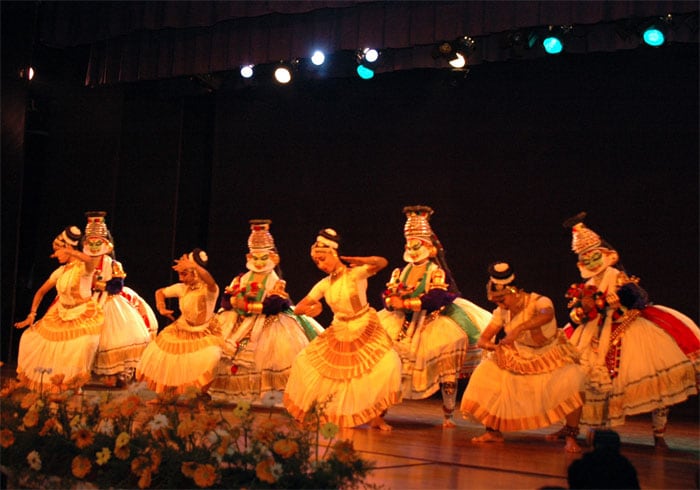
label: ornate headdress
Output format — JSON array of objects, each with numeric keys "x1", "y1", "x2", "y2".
[
  {"x1": 188, "y1": 248, "x2": 209, "y2": 268},
  {"x1": 83, "y1": 211, "x2": 114, "y2": 256},
  {"x1": 563, "y1": 212, "x2": 614, "y2": 255},
  {"x1": 486, "y1": 262, "x2": 518, "y2": 300},
  {"x1": 312, "y1": 228, "x2": 340, "y2": 252},
  {"x1": 403, "y1": 205, "x2": 434, "y2": 242},
  {"x1": 54, "y1": 225, "x2": 82, "y2": 250},
  {"x1": 248, "y1": 219, "x2": 276, "y2": 252}
]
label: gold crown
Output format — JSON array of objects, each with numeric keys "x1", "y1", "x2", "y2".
[
  {"x1": 403, "y1": 205, "x2": 434, "y2": 240},
  {"x1": 248, "y1": 219, "x2": 275, "y2": 251}
]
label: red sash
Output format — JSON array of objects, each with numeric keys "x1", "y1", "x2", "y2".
[{"x1": 641, "y1": 306, "x2": 700, "y2": 359}]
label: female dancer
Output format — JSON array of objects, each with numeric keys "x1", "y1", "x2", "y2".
[
  {"x1": 460, "y1": 262, "x2": 585, "y2": 453},
  {"x1": 136, "y1": 249, "x2": 222, "y2": 397},
  {"x1": 15, "y1": 226, "x2": 103, "y2": 392},
  {"x1": 283, "y1": 229, "x2": 402, "y2": 430}
]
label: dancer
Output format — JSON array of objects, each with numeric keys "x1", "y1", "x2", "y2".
[
  {"x1": 460, "y1": 262, "x2": 585, "y2": 453},
  {"x1": 283, "y1": 228, "x2": 402, "y2": 430},
  {"x1": 378, "y1": 205, "x2": 491, "y2": 427},
  {"x1": 559, "y1": 213, "x2": 699, "y2": 448},
  {"x1": 136, "y1": 248, "x2": 222, "y2": 397},
  {"x1": 15, "y1": 226, "x2": 103, "y2": 392},
  {"x1": 209, "y1": 219, "x2": 323, "y2": 404},
  {"x1": 83, "y1": 212, "x2": 153, "y2": 386}
]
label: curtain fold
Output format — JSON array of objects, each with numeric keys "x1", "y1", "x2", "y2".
[{"x1": 37, "y1": 1, "x2": 698, "y2": 86}]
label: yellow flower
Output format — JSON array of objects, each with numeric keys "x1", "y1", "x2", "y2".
[
  {"x1": 71, "y1": 428, "x2": 95, "y2": 449},
  {"x1": 0, "y1": 429, "x2": 15, "y2": 448},
  {"x1": 71, "y1": 455, "x2": 92, "y2": 479},
  {"x1": 272, "y1": 438, "x2": 299, "y2": 458},
  {"x1": 193, "y1": 463, "x2": 218, "y2": 488},
  {"x1": 181, "y1": 461, "x2": 198, "y2": 478},
  {"x1": 233, "y1": 400, "x2": 251, "y2": 417},
  {"x1": 120, "y1": 395, "x2": 142, "y2": 417},
  {"x1": 255, "y1": 459, "x2": 278, "y2": 484},
  {"x1": 320, "y1": 421, "x2": 339, "y2": 439},
  {"x1": 96, "y1": 447, "x2": 111, "y2": 466},
  {"x1": 22, "y1": 409, "x2": 39, "y2": 428},
  {"x1": 115, "y1": 431, "x2": 130, "y2": 448}
]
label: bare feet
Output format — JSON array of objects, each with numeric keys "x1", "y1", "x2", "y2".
[
  {"x1": 369, "y1": 416, "x2": 392, "y2": 431},
  {"x1": 565, "y1": 436, "x2": 582, "y2": 453},
  {"x1": 442, "y1": 418, "x2": 457, "y2": 429},
  {"x1": 471, "y1": 431, "x2": 504, "y2": 443}
]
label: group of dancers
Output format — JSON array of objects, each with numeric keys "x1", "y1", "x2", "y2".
[{"x1": 13, "y1": 207, "x2": 700, "y2": 452}]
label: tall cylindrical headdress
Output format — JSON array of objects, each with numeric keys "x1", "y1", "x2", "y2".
[
  {"x1": 248, "y1": 219, "x2": 276, "y2": 252},
  {"x1": 403, "y1": 205, "x2": 434, "y2": 242},
  {"x1": 563, "y1": 212, "x2": 613, "y2": 255}
]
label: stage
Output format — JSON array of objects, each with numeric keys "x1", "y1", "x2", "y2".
[
  {"x1": 2, "y1": 362, "x2": 697, "y2": 490},
  {"x1": 348, "y1": 395, "x2": 699, "y2": 490}
]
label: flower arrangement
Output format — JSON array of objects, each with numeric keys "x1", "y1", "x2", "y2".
[{"x1": 0, "y1": 371, "x2": 379, "y2": 489}]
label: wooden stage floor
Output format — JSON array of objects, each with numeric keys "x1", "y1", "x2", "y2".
[
  {"x1": 2, "y1": 363, "x2": 698, "y2": 489},
  {"x1": 350, "y1": 394, "x2": 699, "y2": 490}
]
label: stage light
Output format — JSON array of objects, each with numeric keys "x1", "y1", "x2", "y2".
[
  {"x1": 432, "y1": 36, "x2": 474, "y2": 70},
  {"x1": 642, "y1": 25, "x2": 666, "y2": 47},
  {"x1": 19, "y1": 66, "x2": 35, "y2": 81},
  {"x1": 240, "y1": 65, "x2": 254, "y2": 79},
  {"x1": 362, "y1": 48, "x2": 379, "y2": 63},
  {"x1": 356, "y1": 64, "x2": 374, "y2": 80},
  {"x1": 541, "y1": 25, "x2": 572, "y2": 55},
  {"x1": 311, "y1": 50, "x2": 326, "y2": 66},
  {"x1": 274, "y1": 65, "x2": 292, "y2": 84},
  {"x1": 542, "y1": 34, "x2": 563, "y2": 54},
  {"x1": 356, "y1": 48, "x2": 380, "y2": 79}
]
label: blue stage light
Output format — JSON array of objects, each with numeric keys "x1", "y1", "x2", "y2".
[
  {"x1": 642, "y1": 26, "x2": 665, "y2": 47},
  {"x1": 542, "y1": 36, "x2": 563, "y2": 54},
  {"x1": 356, "y1": 64, "x2": 374, "y2": 80}
]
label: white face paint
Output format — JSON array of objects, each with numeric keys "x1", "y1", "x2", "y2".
[
  {"x1": 403, "y1": 238, "x2": 431, "y2": 264},
  {"x1": 246, "y1": 251, "x2": 276, "y2": 273},
  {"x1": 83, "y1": 236, "x2": 112, "y2": 257},
  {"x1": 577, "y1": 248, "x2": 617, "y2": 279}
]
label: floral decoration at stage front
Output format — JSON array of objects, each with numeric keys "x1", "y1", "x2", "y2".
[{"x1": 0, "y1": 370, "x2": 377, "y2": 489}]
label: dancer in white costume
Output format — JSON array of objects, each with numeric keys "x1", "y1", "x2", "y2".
[
  {"x1": 283, "y1": 229, "x2": 402, "y2": 430},
  {"x1": 209, "y1": 219, "x2": 323, "y2": 404},
  {"x1": 136, "y1": 249, "x2": 222, "y2": 396},
  {"x1": 15, "y1": 226, "x2": 103, "y2": 392},
  {"x1": 83, "y1": 212, "x2": 153, "y2": 386},
  {"x1": 378, "y1": 206, "x2": 491, "y2": 427},
  {"x1": 460, "y1": 262, "x2": 585, "y2": 453},
  {"x1": 557, "y1": 213, "x2": 699, "y2": 448}
]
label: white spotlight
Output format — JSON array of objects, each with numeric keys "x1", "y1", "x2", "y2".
[
  {"x1": 448, "y1": 53, "x2": 466, "y2": 69},
  {"x1": 274, "y1": 66, "x2": 292, "y2": 84},
  {"x1": 363, "y1": 48, "x2": 379, "y2": 63},
  {"x1": 240, "y1": 65, "x2": 254, "y2": 79},
  {"x1": 311, "y1": 50, "x2": 326, "y2": 66}
]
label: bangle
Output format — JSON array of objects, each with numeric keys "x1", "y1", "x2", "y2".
[{"x1": 29, "y1": 311, "x2": 37, "y2": 316}]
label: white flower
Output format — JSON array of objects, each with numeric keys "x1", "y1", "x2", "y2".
[
  {"x1": 27, "y1": 450, "x2": 42, "y2": 471},
  {"x1": 270, "y1": 462, "x2": 284, "y2": 480},
  {"x1": 96, "y1": 418, "x2": 115, "y2": 436},
  {"x1": 146, "y1": 413, "x2": 170, "y2": 431},
  {"x1": 261, "y1": 391, "x2": 284, "y2": 407}
]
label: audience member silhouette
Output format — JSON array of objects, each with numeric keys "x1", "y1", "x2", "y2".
[{"x1": 567, "y1": 430, "x2": 640, "y2": 489}]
